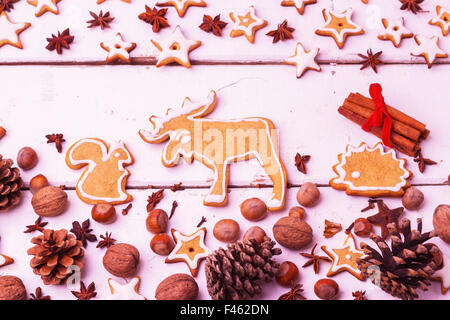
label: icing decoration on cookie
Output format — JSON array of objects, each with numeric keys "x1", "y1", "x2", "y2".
[
  {"x1": 229, "y1": 6, "x2": 268, "y2": 44},
  {"x1": 151, "y1": 25, "x2": 201, "y2": 68},
  {"x1": 27, "y1": 0, "x2": 60, "y2": 17},
  {"x1": 0, "y1": 12, "x2": 31, "y2": 49},
  {"x1": 166, "y1": 228, "x2": 211, "y2": 276},
  {"x1": 283, "y1": 42, "x2": 321, "y2": 78},
  {"x1": 280, "y1": 0, "x2": 317, "y2": 15},
  {"x1": 156, "y1": 0, "x2": 206, "y2": 17},
  {"x1": 97, "y1": 0, "x2": 130, "y2": 4},
  {"x1": 107, "y1": 277, "x2": 146, "y2": 300},
  {"x1": 432, "y1": 253, "x2": 450, "y2": 294},
  {"x1": 139, "y1": 90, "x2": 288, "y2": 211},
  {"x1": 321, "y1": 233, "x2": 368, "y2": 280},
  {"x1": 377, "y1": 18, "x2": 413, "y2": 48},
  {"x1": 411, "y1": 34, "x2": 448, "y2": 69},
  {"x1": 100, "y1": 33, "x2": 136, "y2": 64},
  {"x1": 0, "y1": 251, "x2": 13, "y2": 267},
  {"x1": 330, "y1": 142, "x2": 412, "y2": 197},
  {"x1": 429, "y1": 5, "x2": 450, "y2": 36},
  {"x1": 315, "y1": 9, "x2": 364, "y2": 49},
  {"x1": 65, "y1": 138, "x2": 134, "y2": 205}
]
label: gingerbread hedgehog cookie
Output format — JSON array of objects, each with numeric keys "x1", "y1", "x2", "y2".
[{"x1": 330, "y1": 142, "x2": 412, "y2": 197}]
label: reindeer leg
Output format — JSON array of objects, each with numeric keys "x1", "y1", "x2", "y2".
[
  {"x1": 261, "y1": 156, "x2": 287, "y2": 211},
  {"x1": 203, "y1": 163, "x2": 229, "y2": 207}
]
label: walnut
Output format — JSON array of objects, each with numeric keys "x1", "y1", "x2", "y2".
[
  {"x1": 0, "y1": 276, "x2": 27, "y2": 300},
  {"x1": 103, "y1": 243, "x2": 140, "y2": 277},
  {"x1": 433, "y1": 205, "x2": 450, "y2": 243},
  {"x1": 31, "y1": 186, "x2": 68, "y2": 217},
  {"x1": 273, "y1": 216, "x2": 313, "y2": 249},
  {"x1": 155, "y1": 273, "x2": 198, "y2": 300}
]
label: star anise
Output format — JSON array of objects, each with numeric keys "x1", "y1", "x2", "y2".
[
  {"x1": 294, "y1": 153, "x2": 310, "y2": 174},
  {"x1": 46, "y1": 29, "x2": 74, "y2": 55},
  {"x1": 96, "y1": 232, "x2": 116, "y2": 249},
  {"x1": 358, "y1": 49, "x2": 383, "y2": 73},
  {"x1": 29, "y1": 287, "x2": 51, "y2": 300},
  {"x1": 45, "y1": 133, "x2": 65, "y2": 153},
  {"x1": 199, "y1": 14, "x2": 228, "y2": 37},
  {"x1": 70, "y1": 219, "x2": 97, "y2": 248},
  {"x1": 147, "y1": 189, "x2": 164, "y2": 212},
  {"x1": 367, "y1": 200, "x2": 404, "y2": 240},
  {"x1": 87, "y1": 10, "x2": 114, "y2": 30},
  {"x1": 266, "y1": 20, "x2": 295, "y2": 43},
  {"x1": 299, "y1": 243, "x2": 332, "y2": 273},
  {"x1": 414, "y1": 150, "x2": 437, "y2": 173},
  {"x1": 0, "y1": 0, "x2": 19, "y2": 13},
  {"x1": 71, "y1": 281, "x2": 97, "y2": 300},
  {"x1": 399, "y1": 0, "x2": 424, "y2": 14},
  {"x1": 352, "y1": 290, "x2": 367, "y2": 300},
  {"x1": 24, "y1": 217, "x2": 48, "y2": 233},
  {"x1": 138, "y1": 6, "x2": 169, "y2": 33},
  {"x1": 278, "y1": 284, "x2": 307, "y2": 300}
]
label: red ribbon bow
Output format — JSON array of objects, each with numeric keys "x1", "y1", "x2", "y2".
[{"x1": 361, "y1": 83, "x2": 392, "y2": 147}]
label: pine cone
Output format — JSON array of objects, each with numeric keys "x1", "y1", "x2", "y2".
[
  {"x1": 27, "y1": 229, "x2": 85, "y2": 285},
  {"x1": 205, "y1": 236, "x2": 281, "y2": 300},
  {"x1": 357, "y1": 218, "x2": 441, "y2": 300},
  {"x1": 0, "y1": 155, "x2": 23, "y2": 211}
]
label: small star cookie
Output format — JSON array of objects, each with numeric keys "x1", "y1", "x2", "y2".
[
  {"x1": 321, "y1": 233, "x2": 368, "y2": 280},
  {"x1": 429, "y1": 5, "x2": 450, "y2": 36},
  {"x1": 283, "y1": 42, "x2": 321, "y2": 78},
  {"x1": 432, "y1": 253, "x2": 450, "y2": 294},
  {"x1": 377, "y1": 18, "x2": 413, "y2": 48},
  {"x1": 107, "y1": 277, "x2": 146, "y2": 300},
  {"x1": 27, "y1": 0, "x2": 61, "y2": 17},
  {"x1": 156, "y1": 0, "x2": 206, "y2": 17},
  {"x1": 280, "y1": 0, "x2": 317, "y2": 15},
  {"x1": 166, "y1": 228, "x2": 211, "y2": 276},
  {"x1": 0, "y1": 12, "x2": 31, "y2": 49},
  {"x1": 100, "y1": 33, "x2": 136, "y2": 64},
  {"x1": 315, "y1": 8, "x2": 364, "y2": 49},
  {"x1": 151, "y1": 25, "x2": 201, "y2": 68},
  {"x1": 97, "y1": 0, "x2": 130, "y2": 4},
  {"x1": 411, "y1": 34, "x2": 448, "y2": 69},
  {"x1": 229, "y1": 6, "x2": 268, "y2": 44}
]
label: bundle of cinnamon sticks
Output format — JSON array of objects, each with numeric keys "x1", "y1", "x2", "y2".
[{"x1": 338, "y1": 92, "x2": 430, "y2": 157}]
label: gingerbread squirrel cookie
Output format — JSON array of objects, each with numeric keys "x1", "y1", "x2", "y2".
[
  {"x1": 100, "y1": 33, "x2": 136, "y2": 64},
  {"x1": 280, "y1": 0, "x2": 317, "y2": 15},
  {"x1": 330, "y1": 142, "x2": 412, "y2": 198},
  {"x1": 139, "y1": 90, "x2": 287, "y2": 211},
  {"x1": 229, "y1": 6, "x2": 268, "y2": 44},
  {"x1": 284, "y1": 42, "x2": 321, "y2": 78},
  {"x1": 0, "y1": 12, "x2": 31, "y2": 49},
  {"x1": 156, "y1": 0, "x2": 206, "y2": 17},
  {"x1": 411, "y1": 34, "x2": 448, "y2": 69},
  {"x1": 377, "y1": 18, "x2": 413, "y2": 48},
  {"x1": 429, "y1": 5, "x2": 450, "y2": 36},
  {"x1": 65, "y1": 138, "x2": 134, "y2": 205},
  {"x1": 107, "y1": 277, "x2": 146, "y2": 300},
  {"x1": 27, "y1": 0, "x2": 61, "y2": 17}
]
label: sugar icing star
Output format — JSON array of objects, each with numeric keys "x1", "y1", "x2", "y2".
[
  {"x1": 411, "y1": 34, "x2": 448, "y2": 68},
  {"x1": 100, "y1": 33, "x2": 136, "y2": 64},
  {"x1": 166, "y1": 228, "x2": 211, "y2": 276},
  {"x1": 229, "y1": 6, "x2": 268, "y2": 44},
  {"x1": 151, "y1": 25, "x2": 201, "y2": 68},
  {"x1": 315, "y1": 8, "x2": 364, "y2": 49},
  {"x1": 107, "y1": 277, "x2": 146, "y2": 300},
  {"x1": 156, "y1": 0, "x2": 206, "y2": 17},
  {"x1": 280, "y1": 0, "x2": 317, "y2": 15},
  {"x1": 283, "y1": 42, "x2": 321, "y2": 78},
  {"x1": 27, "y1": 0, "x2": 60, "y2": 17},
  {"x1": 377, "y1": 17, "x2": 413, "y2": 48},
  {"x1": 429, "y1": 5, "x2": 450, "y2": 36},
  {"x1": 433, "y1": 253, "x2": 450, "y2": 294},
  {"x1": 0, "y1": 12, "x2": 31, "y2": 49}
]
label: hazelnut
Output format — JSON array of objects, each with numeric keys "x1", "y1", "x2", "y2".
[
  {"x1": 155, "y1": 273, "x2": 198, "y2": 300},
  {"x1": 91, "y1": 203, "x2": 116, "y2": 224},
  {"x1": 240, "y1": 198, "x2": 267, "y2": 221},
  {"x1": 146, "y1": 209, "x2": 169, "y2": 234},
  {"x1": 29, "y1": 174, "x2": 49, "y2": 194},
  {"x1": 354, "y1": 218, "x2": 372, "y2": 237},
  {"x1": 0, "y1": 276, "x2": 27, "y2": 300},
  {"x1": 433, "y1": 205, "x2": 450, "y2": 243},
  {"x1": 243, "y1": 226, "x2": 266, "y2": 244},
  {"x1": 103, "y1": 243, "x2": 140, "y2": 277},
  {"x1": 273, "y1": 216, "x2": 313, "y2": 250},
  {"x1": 150, "y1": 233, "x2": 175, "y2": 256},
  {"x1": 275, "y1": 261, "x2": 299, "y2": 287},
  {"x1": 296, "y1": 182, "x2": 320, "y2": 207},
  {"x1": 0, "y1": 127, "x2": 6, "y2": 139},
  {"x1": 288, "y1": 206, "x2": 306, "y2": 220},
  {"x1": 314, "y1": 278, "x2": 339, "y2": 300},
  {"x1": 17, "y1": 147, "x2": 38, "y2": 170},
  {"x1": 213, "y1": 219, "x2": 240, "y2": 242},
  {"x1": 31, "y1": 186, "x2": 68, "y2": 217},
  {"x1": 402, "y1": 187, "x2": 424, "y2": 210}
]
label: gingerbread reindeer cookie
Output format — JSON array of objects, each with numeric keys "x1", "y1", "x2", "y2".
[{"x1": 65, "y1": 138, "x2": 134, "y2": 205}]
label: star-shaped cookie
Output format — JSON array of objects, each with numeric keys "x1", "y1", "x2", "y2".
[
  {"x1": 100, "y1": 33, "x2": 136, "y2": 64},
  {"x1": 229, "y1": 6, "x2": 268, "y2": 44},
  {"x1": 0, "y1": 12, "x2": 31, "y2": 49},
  {"x1": 321, "y1": 233, "x2": 368, "y2": 280},
  {"x1": 280, "y1": 0, "x2": 317, "y2": 15},
  {"x1": 97, "y1": 0, "x2": 130, "y2": 4},
  {"x1": 151, "y1": 25, "x2": 201, "y2": 68},
  {"x1": 27, "y1": 0, "x2": 60, "y2": 17},
  {"x1": 0, "y1": 238, "x2": 13, "y2": 268},
  {"x1": 166, "y1": 228, "x2": 211, "y2": 276},
  {"x1": 411, "y1": 34, "x2": 448, "y2": 68},
  {"x1": 432, "y1": 253, "x2": 450, "y2": 294},
  {"x1": 429, "y1": 6, "x2": 450, "y2": 36},
  {"x1": 377, "y1": 17, "x2": 413, "y2": 48},
  {"x1": 283, "y1": 42, "x2": 321, "y2": 78},
  {"x1": 315, "y1": 8, "x2": 364, "y2": 49},
  {"x1": 367, "y1": 200, "x2": 404, "y2": 240},
  {"x1": 107, "y1": 277, "x2": 146, "y2": 300},
  {"x1": 156, "y1": 0, "x2": 206, "y2": 17}
]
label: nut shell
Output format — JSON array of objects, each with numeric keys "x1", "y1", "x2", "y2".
[
  {"x1": 314, "y1": 278, "x2": 339, "y2": 300},
  {"x1": 243, "y1": 226, "x2": 266, "y2": 244},
  {"x1": 155, "y1": 273, "x2": 198, "y2": 300},
  {"x1": 213, "y1": 219, "x2": 240, "y2": 242},
  {"x1": 146, "y1": 209, "x2": 169, "y2": 234},
  {"x1": 288, "y1": 206, "x2": 306, "y2": 220},
  {"x1": 91, "y1": 203, "x2": 117, "y2": 224},
  {"x1": 150, "y1": 233, "x2": 175, "y2": 256},
  {"x1": 0, "y1": 276, "x2": 27, "y2": 300},
  {"x1": 103, "y1": 243, "x2": 140, "y2": 277},
  {"x1": 275, "y1": 261, "x2": 299, "y2": 287},
  {"x1": 17, "y1": 147, "x2": 38, "y2": 170},
  {"x1": 29, "y1": 174, "x2": 49, "y2": 194},
  {"x1": 240, "y1": 198, "x2": 267, "y2": 221},
  {"x1": 354, "y1": 218, "x2": 372, "y2": 237},
  {"x1": 273, "y1": 216, "x2": 313, "y2": 249},
  {"x1": 31, "y1": 186, "x2": 68, "y2": 217},
  {"x1": 296, "y1": 182, "x2": 320, "y2": 207},
  {"x1": 433, "y1": 205, "x2": 450, "y2": 243},
  {"x1": 402, "y1": 187, "x2": 424, "y2": 210}
]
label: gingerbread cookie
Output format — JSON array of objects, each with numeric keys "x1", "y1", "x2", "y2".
[
  {"x1": 27, "y1": 0, "x2": 60, "y2": 17},
  {"x1": 411, "y1": 35, "x2": 448, "y2": 69},
  {"x1": 139, "y1": 90, "x2": 287, "y2": 211},
  {"x1": 330, "y1": 142, "x2": 412, "y2": 198},
  {"x1": 65, "y1": 138, "x2": 134, "y2": 205},
  {"x1": 377, "y1": 18, "x2": 413, "y2": 48},
  {"x1": 280, "y1": 0, "x2": 317, "y2": 15},
  {"x1": 315, "y1": 9, "x2": 364, "y2": 49},
  {"x1": 0, "y1": 245, "x2": 13, "y2": 268},
  {"x1": 100, "y1": 33, "x2": 136, "y2": 64},
  {"x1": 156, "y1": 0, "x2": 206, "y2": 17},
  {"x1": 429, "y1": 5, "x2": 450, "y2": 36},
  {"x1": 97, "y1": 0, "x2": 130, "y2": 4},
  {"x1": 107, "y1": 277, "x2": 146, "y2": 300},
  {"x1": 432, "y1": 253, "x2": 450, "y2": 294},
  {"x1": 284, "y1": 42, "x2": 321, "y2": 78},
  {"x1": 229, "y1": 6, "x2": 268, "y2": 44},
  {"x1": 151, "y1": 25, "x2": 201, "y2": 68},
  {"x1": 321, "y1": 233, "x2": 368, "y2": 280},
  {"x1": 0, "y1": 12, "x2": 31, "y2": 49},
  {"x1": 166, "y1": 228, "x2": 211, "y2": 276}
]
